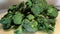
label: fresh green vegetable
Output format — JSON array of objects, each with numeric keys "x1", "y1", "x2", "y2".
[
  {"x1": 26, "y1": 0, "x2": 32, "y2": 7},
  {"x1": 31, "y1": 5, "x2": 41, "y2": 16},
  {"x1": 0, "y1": 13, "x2": 13, "y2": 30},
  {"x1": 22, "y1": 19, "x2": 38, "y2": 32},
  {"x1": 13, "y1": 12, "x2": 24, "y2": 25},
  {"x1": 14, "y1": 26, "x2": 22, "y2": 34},
  {"x1": 30, "y1": 0, "x2": 48, "y2": 16},
  {"x1": 9, "y1": 5, "x2": 16, "y2": 11},
  {"x1": 27, "y1": 14, "x2": 35, "y2": 20},
  {"x1": 47, "y1": 5, "x2": 58, "y2": 18},
  {"x1": 0, "y1": 0, "x2": 58, "y2": 34}
]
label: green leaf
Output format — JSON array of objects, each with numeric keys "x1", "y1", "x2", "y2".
[{"x1": 13, "y1": 12, "x2": 24, "y2": 25}]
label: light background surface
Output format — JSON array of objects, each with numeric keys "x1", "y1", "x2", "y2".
[{"x1": 0, "y1": 0, "x2": 60, "y2": 9}]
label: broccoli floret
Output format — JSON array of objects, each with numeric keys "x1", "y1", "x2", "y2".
[
  {"x1": 9, "y1": 5, "x2": 16, "y2": 11},
  {"x1": 13, "y1": 12, "x2": 24, "y2": 25},
  {"x1": 27, "y1": 14, "x2": 35, "y2": 20},
  {"x1": 36, "y1": 15, "x2": 47, "y2": 30},
  {"x1": 31, "y1": 5, "x2": 41, "y2": 16},
  {"x1": 47, "y1": 5, "x2": 58, "y2": 18},
  {"x1": 22, "y1": 19, "x2": 38, "y2": 32},
  {"x1": 26, "y1": 0, "x2": 32, "y2": 7},
  {"x1": 14, "y1": 26, "x2": 22, "y2": 34},
  {"x1": 31, "y1": 0, "x2": 48, "y2": 16},
  {"x1": 0, "y1": 13, "x2": 13, "y2": 30}
]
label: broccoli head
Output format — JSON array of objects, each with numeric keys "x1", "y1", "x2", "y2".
[
  {"x1": 47, "y1": 5, "x2": 58, "y2": 18},
  {"x1": 22, "y1": 19, "x2": 38, "y2": 32}
]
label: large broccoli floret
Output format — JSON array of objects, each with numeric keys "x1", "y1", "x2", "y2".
[
  {"x1": 36, "y1": 15, "x2": 55, "y2": 32},
  {"x1": 26, "y1": 0, "x2": 48, "y2": 16},
  {"x1": 12, "y1": 12, "x2": 24, "y2": 25},
  {"x1": 0, "y1": 13, "x2": 13, "y2": 30},
  {"x1": 22, "y1": 19, "x2": 38, "y2": 32},
  {"x1": 47, "y1": 5, "x2": 58, "y2": 18}
]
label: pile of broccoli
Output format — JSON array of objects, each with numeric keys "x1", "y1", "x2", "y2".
[{"x1": 0, "y1": 0, "x2": 58, "y2": 34}]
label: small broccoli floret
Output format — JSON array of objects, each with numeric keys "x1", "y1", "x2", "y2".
[
  {"x1": 14, "y1": 26, "x2": 23, "y2": 34},
  {"x1": 26, "y1": 0, "x2": 32, "y2": 7},
  {"x1": 47, "y1": 19, "x2": 55, "y2": 27},
  {"x1": 36, "y1": 15, "x2": 47, "y2": 30},
  {"x1": 27, "y1": 14, "x2": 35, "y2": 20},
  {"x1": 9, "y1": 5, "x2": 16, "y2": 11}
]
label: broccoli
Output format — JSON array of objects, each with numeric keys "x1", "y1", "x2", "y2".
[
  {"x1": 0, "y1": 0, "x2": 58, "y2": 34},
  {"x1": 31, "y1": 5, "x2": 41, "y2": 16},
  {"x1": 9, "y1": 5, "x2": 16, "y2": 11},
  {"x1": 47, "y1": 5, "x2": 58, "y2": 18},
  {"x1": 12, "y1": 12, "x2": 24, "y2": 25},
  {"x1": 0, "y1": 13, "x2": 13, "y2": 30},
  {"x1": 22, "y1": 19, "x2": 38, "y2": 32},
  {"x1": 27, "y1": 14, "x2": 35, "y2": 20},
  {"x1": 14, "y1": 26, "x2": 23, "y2": 34}
]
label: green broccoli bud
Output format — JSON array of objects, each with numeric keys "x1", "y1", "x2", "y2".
[
  {"x1": 47, "y1": 5, "x2": 58, "y2": 18},
  {"x1": 0, "y1": 13, "x2": 13, "y2": 30},
  {"x1": 13, "y1": 12, "x2": 24, "y2": 25},
  {"x1": 27, "y1": 14, "x2": 35, "y2": 20},
  {"x1": 22, "y1": 19, "x2": 38, "y2": 32},
  {"x1": 14, "y1": 26, "x2": 22, "y2": 34}
]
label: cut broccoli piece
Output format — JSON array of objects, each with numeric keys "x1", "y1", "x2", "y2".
[
  {"x1": 0, "y1": 13, "x2": 13, "y2": 30},
  {"x1": 37, "y1": 15, "x2": 46, "y2": 30},
  {"x1": 8, "y1": 5, "x2": 17, "y2": 12},
  {"x1": 26, "y1": 0, "x2": 32, "y2": 7},
  {"x1": 13, "y1": 12, "x2": 24, "y2": 25},
  {"x1": 47, "y1": 19, "x2": 55, "y2": 27},
  {"x1": 27, "y1": 14, "x2": 35, "y2": 20},
  {"x1": 31, "y1": 5, "x2": 41, "y2": 16},
  {"x1": 14, "y1": 26, "x2": 22, "y2": 34},
  {"x1": 36, "y1": 15, "x2": 54, "y2": 32},
  {"x1": 31, "y1": 0, "x2": 48, "y2": 16},
  {"x1": 22, "y1": 19, "x2": 38, "y2": 32},
  {"x1": 47, "y1": 5, "x2": 58, "y2": 18}
]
